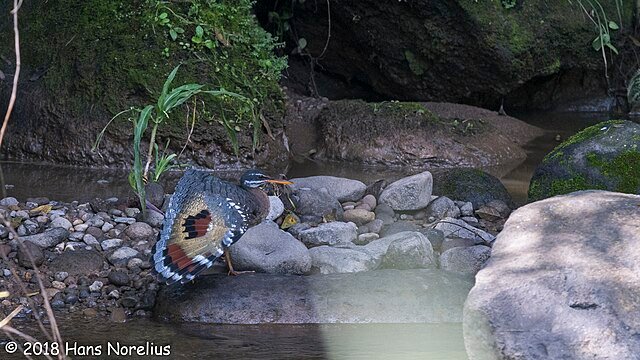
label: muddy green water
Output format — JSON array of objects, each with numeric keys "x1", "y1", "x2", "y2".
[
  {"x1": 2, "y1": 316, "x2": 465, "y2": 359},
  {"x1": 0, "y1": 112, "x2": 614, "y2": 359}
]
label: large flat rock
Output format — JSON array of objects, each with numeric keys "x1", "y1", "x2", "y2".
[
  {"x1": 155, "y1": 269, "x2": 474, "y2": 324},
  {"x1": 464, "y1": 191, "x2": 640, "y2": 359}
]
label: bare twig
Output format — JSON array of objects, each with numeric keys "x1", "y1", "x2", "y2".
[
  {"x1": 3, "y1": 325, "x2": 54, "y2": 360},
  {"x1": 0, "y1": 0, "x2": 22, "y2": 149},
  {"x1": 0, "y1": 213, "x2": 66, "y2": 359},
  {"x1": 0, "y1": 304, "x2": 23, "y2": 329},
  {"x1": 178, "y1": 98, "x2": 197, "y2": 158}
]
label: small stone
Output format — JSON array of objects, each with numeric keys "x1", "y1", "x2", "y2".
[
  {"x1": 108, "y1": 247, "x2": 140, "y2": 265},
  {"x1": 110, "y1": 209, "x2": 123, "y2": 217},
  {"x1": 121, "y1": 297, "x2": 137, "y2": 308},
  {"x1": 374, "y1": 203, "x2": 395, "y2": 225},
  {"x1": 82, "y1": 308, "x2": 98, "y2": 317},
  {"x1": 108, "y1": 271, "x2": 130, "y2": 286},
  {"x1": 124, "y1": 222, "x2": 154, "y2": 241},
  {"x1": 297, "y1": 222, "x2": 357, "y2": 247},
  {"x1": 64, "y1": 242, "x2": 86, "y2": 251},
  {"x1": 343, "y1": 209, "x2": 375, "y2": 226},
  {"x1": 52, "y1": 281, "x2": 66, "y2": 290},
  {"x1": 83, "y1": 234, "x2": 99, "y2": 246},
  {"x1": 74, "y1": 223, "x2": 89, "y2": 232},
  {"x1": 51, "y1": 217, "x2": 73, "y2": 230},
  {"x1": 379, "y1": 171, "x2": 433, "y2": 211},
  {"x1": 361, "y1": 194, "x2": 377, "y2": 211},
  {"x1": 86, "y1": 215, "x2": 105, "y2": 228},
  {"x1": 266, "y1": 196, "x2": 285, "y2": 221},
  {"x1": 108, "y1": 290, "x2": 120, "y2": 299},
  {"x1": 462, "y1": 216, "x2": 479, "y2": 225},
  {"x1": 88, "y1": 281, "x2": 103, "y2": 292},
  {"x1": 101, "y1": 238, "x2": 123, "y2": 251},
  {"x1": 486, "y1": 199, "x2": 511, "y2": 217},
  {"x1": 144, "y1": 210, "x2": 164, "y2": 228},
  {"x1": 72, "y1": 219, "x2": 83, "y2": 226},
  {"x1": 51, "y1": 299, "x2": 65, "y2": 309},
  {"x1": 22, "y1": 228, "x2": 69, "y2": 248},
  {"x1": 85, "y1": 226, "x2": 103, "y2": 240},
  {"x1": 114, "y1": 217, "x2": 136, "y2": 225},
  {"x1": 460, "y1": 202, "x2": 474, "y2": 217},
  {"x1": 55, "y1": 271, "x2": 69, "y2": 281},
  {"x1": 17, "y1": 241, "x2": 44, "y2": 268},
  {"x1": 68, "y1": 231, "x2": 84, "y2": 241},
  {"x1": 45, "y1": 288, "x2": 60, "y2": 299},
  {"x1": 125, "y1": 208, "x2": 141, "y2": 218},
  {"x1": 475, "y1": 206, "x2": 502, "y2": 221},
  {"x1": 355, "y1": 203, "x2": 372, "y2": 211},
  {"x1": 65, "y1": 294, "x2": 78, "y2": 304},
  {"x1": 127, "y1": 258, "x2": 143, "y2": 269},
  {"x1": 0, "y1": 197, "x2": 18, "y2": 206},
  {"x1": 3, "y1": 269, "x2": 11, "y2": 277},
  {"x1": 440, "y1": 245, "x2": 491, "y2": 275},
  {"x1": 425, "y1": 196, "x2": 461, "y2": 220},
  {"x1": 101, "y1": 222, "x2": 114, "y2": 232},
  {"x1": 355, "y1": 232, "x2": 380, "y2": 245}
]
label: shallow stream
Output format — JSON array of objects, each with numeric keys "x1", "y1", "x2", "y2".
[{"x1": 0, "y1": 111, "x2": 614, "y2": 359}]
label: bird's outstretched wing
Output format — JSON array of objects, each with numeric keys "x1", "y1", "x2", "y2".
[{"x1": 152, "y1": 170, "x2": 250, "y2": 284}]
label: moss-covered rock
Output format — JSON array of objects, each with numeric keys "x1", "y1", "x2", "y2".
[
  {"x1": 0, "y1": 0, "x2": 287, "y2": 168},
  {"x1": 431, "y1": 168, "x2": 514, "y2": 210},
  {"x1": 528, "y1": 120, "x2": 640, "y2": 201},
  {"x1": 271, "y1": 0, "x2": 632, "y2": 108},
  {"x1": 314, "y1": 100, "x2": 541, "y2": 169}
]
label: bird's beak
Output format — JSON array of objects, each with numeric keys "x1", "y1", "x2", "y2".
[{"x1": 266, "y1": 179, "x2": 293, "y2": 185}]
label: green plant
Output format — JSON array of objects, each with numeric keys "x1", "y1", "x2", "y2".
[
  {"x1": 501, "y1": 0, "x2": 517, "y2": 9},
  {"x1": 148, "y1": 0, "x2": 286, "y2": 148},
  {"x1": 94, "y1": 65, "x2": 253, "y2": 213},
  {"x1": 628, "y1": 69, "x2": 640, "y2": 107},
  {"x1": 571, "y1": 0, "x2": 623, "y2": 89},
  {"x1": 153, "y1": 141, "x2": 178, "y2": 182}
]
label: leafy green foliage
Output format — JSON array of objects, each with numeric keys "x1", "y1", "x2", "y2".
[
  {"x1": 627, "y1": 69, "x2": 640, "y2": 107},
  {"x1": 501, "y1": 0, "x2": 517, "y2": 9},
  {"x1": 149, "y1": 0, "x2": 287, "y2": 142},
  {"x1": 96, "y1": 65, "x2": 253, "y2": 213}
]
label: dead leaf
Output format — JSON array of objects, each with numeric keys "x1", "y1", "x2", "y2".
[{"x1": 29, "y1": 204, "x2": 52, "y2": 214}]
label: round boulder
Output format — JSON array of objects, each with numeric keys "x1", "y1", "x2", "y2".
[
  {"x1": 464, "y1": 191, "x2": 640, "y2": 359},
  {"x1": 290, "y1": 176, "x2": 366, "y2": 202},
  {"x1": 431, "y1": 168, "x2": 513, "y2": 209},
  {"x1": 529, "y1": 120, "x2": 640, "y2": 202},
  {"x1": 229, "y1": 221, "x2": 311, "y2": 275},
  {"x1": 379, "y1": 171, "x2": 433, "y2": 211}
]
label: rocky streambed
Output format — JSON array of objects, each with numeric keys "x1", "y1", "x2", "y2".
[{"x1": 0, "y1": 169, "x2": 513, "y2": 325}]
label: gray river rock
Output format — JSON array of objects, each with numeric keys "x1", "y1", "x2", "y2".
[
  {"x1": 464, "y1": 191, "x2": 640, "y2": 360},
  {"x1": 290, "y1": 175, "x2": 366, "y2": 202},
  {"x1": 230, "y1": 221, "x2": 311, "y2": 275},
  {"x1": 155, "y1": 269, "x2": 474, "y2": 324},
  {"x1": 379, "y1": 171, "x2": 433, "y2": 211}
]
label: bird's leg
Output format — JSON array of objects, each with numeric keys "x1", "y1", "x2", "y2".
[{"x1": 224, "y1": 250, "x2": 254, "y2": 276}]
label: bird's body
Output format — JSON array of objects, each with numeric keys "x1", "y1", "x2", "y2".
[{"x1": 153, "y1": 169, "x2": 290, "y2": 284}]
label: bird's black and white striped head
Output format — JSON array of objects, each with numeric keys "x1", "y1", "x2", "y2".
[{"x1": 240, "y1": 169, "x2": 292, "y2": 189}]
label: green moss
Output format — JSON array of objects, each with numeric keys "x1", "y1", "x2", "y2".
[
  {"x1": 546, "y1": 120, "x2": 625, "y2": 159},
  {"x1": 369, "y1": 101, "x2": 437, "y2": 122},
  {"x1": 404, "y1": 50, "x2": 425, "y2": 76},
  {"x1": 528, "y1": 173, "x2": 607, "y2": 201},
  {"x1": 542, "y1": 58, "x2": 561, "y2": 75},
  {"x1": 585, "y1": 150, "x2": 640, "y2": 193},
  {"x1": 2, "y1": 0, "x2": 286, "y2": 147}
]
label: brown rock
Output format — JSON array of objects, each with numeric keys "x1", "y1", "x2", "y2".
[
  {"x1": 475, "y1": 206, "x2": 502, "y2": 221},
  {"x1": 17, "y1": 241, "x2": 44, "y2": 268}
]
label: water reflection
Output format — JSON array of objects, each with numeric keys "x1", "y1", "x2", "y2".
[{"x1": 3, "y1": 316, "x2": 466, "y2": 360}]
